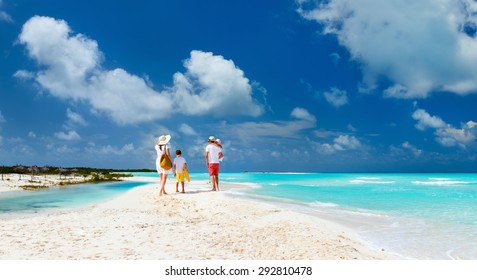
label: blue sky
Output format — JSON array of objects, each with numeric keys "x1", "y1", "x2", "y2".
[{"x1": 1, "y1": 0, "x2": 477, "y2": 172}]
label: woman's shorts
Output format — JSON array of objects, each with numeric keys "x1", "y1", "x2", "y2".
[{"x1": 208, "y1": 163, "x2": 220, "y2": 177}]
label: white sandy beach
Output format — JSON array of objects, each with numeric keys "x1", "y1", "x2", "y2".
[
  {"x1": 0, "y1": 175, "x2": 398, "y2": 260},
  {"x1": 0, "y1": 173, "x2": 92, "y2": 191}
]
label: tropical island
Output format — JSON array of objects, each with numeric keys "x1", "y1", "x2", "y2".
[{"x1": 0, "y1": 165, "x2": 152, "y2": 190}]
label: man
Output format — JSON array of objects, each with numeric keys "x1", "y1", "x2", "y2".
[{"x1": 205, "y1": 136, "x2": 223, "y2": 191}]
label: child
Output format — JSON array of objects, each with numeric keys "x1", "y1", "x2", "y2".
[
  {"x1": 173, "y1": 149, "x2": 187, "y2": 193},
  {"x1": 215, "y1": 139, "x2": 224, "y2": 162}
]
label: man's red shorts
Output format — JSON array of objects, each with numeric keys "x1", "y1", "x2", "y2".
[{"x1": 208, "y1": 163, "x2": 220, "y2": 177}]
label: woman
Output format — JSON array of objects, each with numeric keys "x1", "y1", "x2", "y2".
[{"x1": 155, "y1": 134, "x2": 173, "y2": 196}]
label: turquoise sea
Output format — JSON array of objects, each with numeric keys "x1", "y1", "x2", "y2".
[
  {"x1": 2, "y1": 172, "x2": 477, "y2": 260},
  {"x1": 0, "y1": 180, "x2": 149, "y2": 214},
  {"x1": 135, "y1": 172, "x2": 477, "y2": 259}
]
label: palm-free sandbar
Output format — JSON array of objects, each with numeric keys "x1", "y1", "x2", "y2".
[{"x1": 0, "y1": 175, "x2": 397, "y2": 260}]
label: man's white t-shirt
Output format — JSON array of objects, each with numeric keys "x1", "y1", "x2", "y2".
[
  {"x1": 174, "y1": 156, "x2": 187, "y2": 172},
  {"x1": 206, "y1": 144, "x2": 222, "y2": 164}
]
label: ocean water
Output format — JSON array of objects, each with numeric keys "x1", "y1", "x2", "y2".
[
  {"x1": 214, "y1": 172, "x2": 477, "y2": 260},
  {"x1": 0, "y1": 180, "x2": 149, "y2": 215},
  {"x1": 134, "y1": 172, "x2": 477, "y2": 259}
]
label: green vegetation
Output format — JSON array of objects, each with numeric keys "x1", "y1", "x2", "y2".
[{"x1": 0, "y1": 165, "x2": 153, "y2": 177}]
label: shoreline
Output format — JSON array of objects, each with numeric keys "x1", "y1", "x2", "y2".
[
  {"x1": 0, "y1": 175, "x2": 399, "y2": 260},
  {"x1": 0, "y1": 173, "x2": 94, "y2": 192}
]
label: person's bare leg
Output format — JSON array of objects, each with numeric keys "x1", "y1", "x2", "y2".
[
  {"x1": 159, "y1": 173, "x2": 164, "y2": 195},
  {"x1": 160, "y1": 174, "x2": 168, "y2": 195},
  {"x1": 210, "y1": 176, "x2": 216, "y2": 191}
]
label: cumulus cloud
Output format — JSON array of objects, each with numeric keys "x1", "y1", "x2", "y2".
[
  {"x1": 435, "y1": 126, "x2": 476, "y2": 147},
  {"x1": 412, "y1": 109, "x2": 446, "y2": 131},
  {"x1": 18, "y1": 16, "x2": 263, "y2": 125},
  {"x1": 290, "y1": 107, "x2": 316, "y2": 122},
  {"x1": 412, "y1": 108, "x2": 476, "y2": 147},
  {"x1": 52, "y1": 109, "x2": 87, "y2": 142},
  {"x1": 313, "y1": 134, "x2": 363, "y2": 154},
  {"x1": 323, "y1": 87, "x2": 348, "y2": 107},
  {"x1": 298, "y1": 0, "x2": 477, "y2": 98},
  {"x1": 333, "y1": 135, "x2": 362, "y2": 150},
  {"x1": 467, "y1": 120, "x2": 477, "y2": 128},
  {"x1": 169, "y1": 50, "x2": 264, "y2": 117},
  {"x1": 55, "y1": 130, "x2": 81, "y2": 141}
]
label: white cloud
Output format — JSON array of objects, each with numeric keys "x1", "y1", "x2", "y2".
[
  {"x1": 223, "y1": 120, "x2": 314, "y2": 139},
  {"x1": 290, "y1": 107, "x2": 316, "y2": 122},
  {"x1": 51, "y1": 144, "x2": 78, "y2": 154},
  {"x1": 28, "y1": 131, "x2": 36, "y2": 138},
  {"x1": 383, "y1": 84, "x2": 417, "y2": 99},
  {"x1": 312, "y1": 134, "x2": 363, "y2": 154},
  {"x1": 0, "y1": 0, "x2": 12, "y2": 22},
  {"x1": 298, "y1": 0, "x2": 477, "y2": 98},
  {"x1": 0, "y1": 11, "x2": 11, "y2": 22},
  {"x1": 412, "y1": 108, "x2": 476, "y2": 147},
  {"x1": 179, "y1": 123, "x2": 197, "y2": 136},
  {"x1": 89, "y1": 68, "x2": 172, "y2": 123},
  {"x1": 168, "y1": 50, "x2": 264, "y2": 117},
  {"x1": 314, "y1": 129, "x2": 341, "y2": 139},
  {"x1": 271, "y1": 151, "x2": 281, "y2": 158},
  {"x1": 18, "y1": 16, "x2": 263, "y2": 125},
  {"x1": 314, "y1": 143, "x2": 336, "y2": 155},
  {"x1": 55, "y1": 130, "x2": 81, "y2": 141},
  {"x1": 402, "y1": 141, "x2": 422, "y2": 157},
  {"x1": 13, "y1": 70, "x2": 34, "y2": 80},
  {"x1": 66, "y1": 108, "x2": 87, "y2": 126},
  {"x1": 467, "y1": 120, "x2": 477, "y2": 129},
  {"x1": 412, "y1": 109, "x2": 446, "y2": 131},
  {"x1": 435, "y1": 126, "x2": 476, "y2": 147},
  {"x1": 0, "y1": 110, "x2": 5, "y2": 123},
  {"x1": 85, "y1": 143, "x2": 134, "y2": 156},
  {"x1": 219, "y1": 108, "x2": 316, "y2": 142},
  {"x1": 333, "y1": 135, "x2": 362, "y2": 150},
  {"x1": 323, "y1": 87, "x2": 348, "y2": 107}
]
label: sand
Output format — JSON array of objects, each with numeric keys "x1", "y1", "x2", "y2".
[
  {"x1": 0, "y1": 175, "x2": 398, "y2": 260},
  {"x1": 0, "y1": 173, "x2": 92, "y2": 191}
]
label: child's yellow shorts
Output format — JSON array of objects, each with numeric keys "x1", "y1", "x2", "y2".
[{"x1": 176, "y1": 172, "x2": 185, "y2": 182}]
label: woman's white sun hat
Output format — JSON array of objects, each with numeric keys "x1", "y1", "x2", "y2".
[{"x1": 157, "y1": 134, "x2": 171, "y2": 145}]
